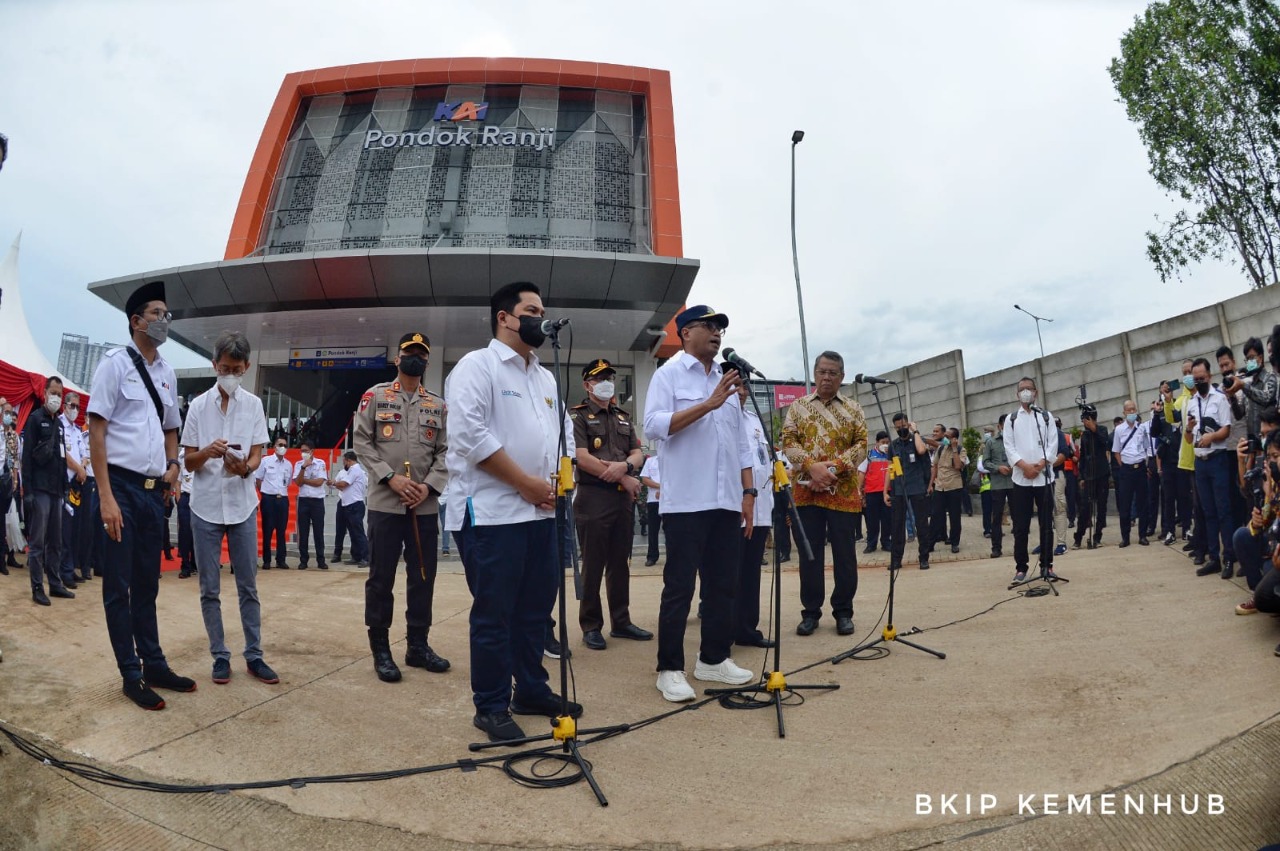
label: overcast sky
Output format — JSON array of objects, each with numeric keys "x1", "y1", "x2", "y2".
[{"x1": 0, "y1": 0, "x2": 1249, "y2": 382}]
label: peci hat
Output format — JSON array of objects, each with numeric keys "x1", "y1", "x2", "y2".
[
  {"x1": 125, "y1": 280, "x2": 166, "y2": 320},
  {"x1": 398, "y1": 332, "x2": 431, "y2": 354},
  {"x1": 675, "y1": 305, "x2": 729, "y2": 334},
  {"x1": 582, "y1": 358, "x2": 615, "y2": 380}
]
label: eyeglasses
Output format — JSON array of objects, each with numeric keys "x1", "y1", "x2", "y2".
[
  {"x1": 686, "y1": 321, "x2": 725, "y2": 335},
  {"x1": 815, "y1": 369, "x2": 843, "y2": 378},
  {"x1": 143, "y1": 309, "x2": 173, "y2": 321},
  {"x1": 215, "y1": 367, "x2": 247, "y2": 377}
]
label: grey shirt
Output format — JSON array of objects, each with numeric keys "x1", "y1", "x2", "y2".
[{"x1": 981, "y1": 435, "x2": 1014, "y2": 491}]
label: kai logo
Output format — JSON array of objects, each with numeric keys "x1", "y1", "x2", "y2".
[{"x1": 433, "y1": 101, "x2": 489, "y2": 122}]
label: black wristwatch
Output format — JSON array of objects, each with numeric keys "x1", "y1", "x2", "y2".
[
  {"x1": 743, "y1": 488, "x2": 759, "y2": 497},
  {"x1": 625, "y1": 461, "x2": 636, "y2": 475}
]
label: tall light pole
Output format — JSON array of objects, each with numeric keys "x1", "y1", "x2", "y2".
[
  {"x1": 791, "y1": 129, "x2": 812, "y2": 393},
  {"x1": 1013, "y1": 304, "x2": 1053, "y2": 360}
]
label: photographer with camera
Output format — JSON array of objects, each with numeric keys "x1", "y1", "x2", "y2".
[
  {"x1": 1186, "y1": 357, "x2": 1237, "y2": 578},
  {"x1": 1073, "y1": 405, "x2": 1110, "y2": 549},
  {"x1": 1229, "y1": 415, "x2": 1280, "y2": 633},
  {"x1": 1223, "y1": 333, "x2": 1279, "y2": 439}
]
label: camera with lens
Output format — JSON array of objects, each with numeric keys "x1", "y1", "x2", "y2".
[
  {"x1": 1198, "y1": 416, "x2": 1221, "y2": 437},
  {"x1": 1244, "y1": 465, "x2": 1267, "y2": 509}
]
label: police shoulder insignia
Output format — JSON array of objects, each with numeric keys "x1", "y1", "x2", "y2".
[{"x1": 359, "y1": 391, "x2": 374, "y2": 412}]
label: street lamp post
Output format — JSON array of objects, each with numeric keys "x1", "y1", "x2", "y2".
[
  {"x1": 1013, "y1": 304, "x2": 1053, "y2": 360},
  {"x1": 791, "y1": 129, "x2": 812, "y2": 393}
]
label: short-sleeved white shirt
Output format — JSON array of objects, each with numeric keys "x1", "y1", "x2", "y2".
[
  {"x1": 293, "y1": 456, "x2": 328, "y2": 498},
  {"x1": 87, "y1": 343, "x2": 181, "y2": 477},
  {"x1": 336, "y1": 463, "x2": 367, "y2": 506},
  {"x1": 640, "y1": 455, "x2": 660, "y2": 504},
  {"x1": 180, "y1": 385, "x2": 269, "y2": 525},
  {"x1": 256, "y1": 453, "x2": 292, "y2": 496}
]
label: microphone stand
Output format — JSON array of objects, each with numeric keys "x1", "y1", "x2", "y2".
[
  {"x1": 703, "y1": 368, "x2": 839, "y2": 738},
  {"x1": 832, "y1": 380, "x2": 945, "y2": 663},
  {"x1": 468, "y1": 324, "x2": 627, "y2": 806},
  {"x1": 1007, "y1": 406, "x2": 1068, "y2": 596}
]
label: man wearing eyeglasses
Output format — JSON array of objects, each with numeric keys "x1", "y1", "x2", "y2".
[{"x1": 58, "y1": 390, "x2": 91, "y2": 588}]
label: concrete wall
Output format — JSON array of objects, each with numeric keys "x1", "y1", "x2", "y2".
[{"x1": 847, "y1": 285, "x2": 1280, "y2": 433}]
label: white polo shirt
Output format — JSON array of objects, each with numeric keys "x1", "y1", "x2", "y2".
[
  {"x1": 443, "y1": 338, "x2": 569, "y2": 530},
  {"x1": 1188, "y1": 387, "x2": 1233, "y2": 458},
  {"x1": 336, "y1": 463, "x2": 368, "y2": 506},
  {"x1": 1112, "y1": 419, "x2": 1153, "y2": 466},
  {"x1": 640, "y1": 455, "x2": 660, "y2": 504},
  {"x1": 1001, "y1": 404, "x2": 1059, "y2": 487},
  {"x1": 87, "y1": 343, "x2": 181, "y2": 478},
  {"x1": 180, "y1": 385, "x2": 269, "y2": 525},
  {"x1": 256, "y1": 453, "x2": 292, "y2": 496},
  {"x1": 60, "y1": 413, "x2": 85, "y2": 481},
  {"x1": 293, "y1": 456, "x2": 328, "y2": 498},
  {"x1": 743, "y1": 407, "x2": 774, "y2": 526},
  {"x1": 643, "y1": 351, "x2": 753, "y2": 515}
]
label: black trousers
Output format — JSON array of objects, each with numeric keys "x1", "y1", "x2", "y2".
[
  {"x1": 889, "y1": 492, "x2": 930, "y2": 566},
  {"x1": 863, "y1": 491, "x2": 891, "y2": 549},
  {"x1": 735, "y1": 526, "x2": 770, "y2": 641},
  {"x1": 1115, "y1": 464, "x2": 1150, "y2": 543},
  {"x1": 930, "y1": 489, "x2": 963, "y2": 548},
  {"x1": 1010, "y1": 484, "x2": 1053, "y2": 572},
  {"x1": 259, "y1": 494, "x2": 289, "y2": 566},
  {"x1": 335, "y1": 500, "x2": 370, "y2": 563},
  {"x1": 574, "y1": 488, "x2": 636, "y2": 634},
  {"x1": 296, "y1": 496, "x2": 326, "y2": 567},
  {"x1": 657, "y1": 510, "x2": 741, "y2": 671},
  {"x1": 645, "y1": 502, "x2": 662, "y2": 562},
  {"x1": 176, "y1": 490, "x2": 194, "y2": 570},
  {"x1": 365, "y1": 509, "x2": 438, "y2": 631},
  {"x1": 1163, "y1": 467, "x2": 1193, "y2": 536},
  {"x1": 1064, "y1": 470, "x2": 1078, "y2": 523},
  {"x1": 796, "y1": 505, "x2": 858, "y2": 621},
  {"x1": 1075, "y1": 477, "x2": 1110, "y2": 542},
  {"x1": 988, "y1": 488, "x2": 1011, "y2": 553}
]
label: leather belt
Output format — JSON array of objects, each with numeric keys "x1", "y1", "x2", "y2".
[
  {"x1": 1126, "y1": 462, "x2": 1146, "y2": 469},
  {"x1": 107, "y1": 464, "x2": 161, "y2": 491}
]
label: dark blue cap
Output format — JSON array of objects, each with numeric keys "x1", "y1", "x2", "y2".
[{"x1": 675, "y1": 305, "x2": 728, "y2": 334}]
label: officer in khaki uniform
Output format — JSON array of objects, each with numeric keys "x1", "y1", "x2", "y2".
[
  {"x1": 571, "y1": 359, "x2": 651, "y2": 650},
  {"x1": 353, "y1": 332, "x2": 451, "y2": 683}
]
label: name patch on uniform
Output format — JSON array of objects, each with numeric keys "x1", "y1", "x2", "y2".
[{"x1": 502, "y1": 390, "x2": 523, "y2": 399}]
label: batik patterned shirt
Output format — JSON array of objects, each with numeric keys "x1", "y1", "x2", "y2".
[{"x1": 781, "y1": 391, "x2": 868, "y2": 512}]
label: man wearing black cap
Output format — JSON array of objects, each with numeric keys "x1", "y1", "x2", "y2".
[
  {"x1": 644, "y1": 305, "x2": 756, "y2": 703},
  {"x1": 570, "y1": 358, "x2": 649, "y2": 651},
  {"x1": 88, "y1": 281, "x2": 196, "y2": 710},
  {"x1": 353, "y1": 332, "x2": 451, "y2": 683}
]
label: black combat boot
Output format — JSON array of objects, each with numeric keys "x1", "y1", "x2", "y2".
[
  {"x1": 368, "y1": 628, "x2": 402, "y2": 682},
  {"x1": 405, "y1": 627, "x2": 450, "y2": 673}
]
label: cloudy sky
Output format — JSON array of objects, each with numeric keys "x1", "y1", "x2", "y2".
[{"x1": 0, "y1": 0, "x2": 1248, "y2": 381}]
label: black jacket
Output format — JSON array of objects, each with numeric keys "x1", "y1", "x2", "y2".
[
  {"x1": 1076, "y1": 424, "x2": 1111, "y2": 482},
  {"x1": 21, "y1": 407, "x2": 66, "y2": 496}
]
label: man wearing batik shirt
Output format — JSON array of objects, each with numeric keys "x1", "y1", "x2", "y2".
[{"x1": 782, "y1": 351, "x2": 868, "y2": 637}]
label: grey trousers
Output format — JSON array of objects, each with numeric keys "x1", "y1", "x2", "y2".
[
  {"x1": 26, "y1": 490, "x2": 63, "y2": 591},
  {"x1": 192, "y1": 511, "x2": 263, "y2": 662}
]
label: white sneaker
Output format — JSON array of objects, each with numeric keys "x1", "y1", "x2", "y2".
[
  {"x1": 656, "y1": 670, "x2": 696, "y2": 702},
  {"x1": 693, "y1": 657, "x2": 754, "y2": 685}
]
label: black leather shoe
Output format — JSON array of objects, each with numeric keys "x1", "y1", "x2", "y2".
[
  {"x1": 919, "y1": 558, "x2": 930, "y2": 570},
  {"x1": 77, "y1": 572, "x2": 92, "y2": 582},
  {"x1": 1182, "y1": 541, "x2": 1196, "y2": 552},
  {"x1": 1196, "y1": 560, "x2": 1220, "y2": 577},
  {"x1": 990, "y1": 550, "x2": 1001, "y2": 559},
  {"x1": 1221, "y1": 560, "x2": 1235, "y2": 579},
  {"x1": 1193, "y1": 553, "x2": 1206, "y2": 566},
  {"x1": 888, "y1": 561, "x2": 902, "y2": 570},
  {"x1": 950, "y1": 545, "x2": 960, "y2": 554},
  {"x1": 1118, "y1": 540, "x2": 1130, "y2": 548},
  {"x1": 144, "y1": 667, "x2": 197, "y2": 692},
  {"x1": 583, "y1": 630, "x2": 607, "y2": 650},
  {"x1": 863, "y1": 543, "x2": 876, "y2": 554},
  {"x1": 298, "y1": 563, "x2": 308, "y2": 570},
  {"x1": 473, "y1": 711, "x2": 526, "y2": 742},
  {"x1": 510, "y1": 692, "x2": 583, "y2": 719},
  {"x1": 49, "y1": 585, "x2": 75, "y2": 599},
  {"x1": 63, "y1": 578, "x2": 78, "y2": 589},
  {"x1": 735, "y1": 633, "x2": 776, "y2": 648},
  {"x1": 122, "y1": 679, "x2": 165, "y2": 711},
  {"x1": 1138, "y1": 537, "x2": 1150, "y2": 546},
  {"x1": 32, "y1": 588, "x2": 51, "y2": 606},
  {"x1": 609, "y1": 624, "x2": 653, "y2": 641},
  {"x1": 796, "y1": 617, "x2": 819, "y2": 636},
  {"x1": 0, "y1": 562, "x2": 7, "y2": 575},
  {"x1": 317, "y1": 563, "x2": 328, "y2": 570},
  {"x1": 644, "y1": 558, "x2": 658, "y2": 566},
  {"x1": 836, "y1": 616, "x2": 855, "y2": 636}
]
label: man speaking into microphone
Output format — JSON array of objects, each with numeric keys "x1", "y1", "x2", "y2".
[{"x1": 644, "y1": 306, "x2": 756, "y2": 702}]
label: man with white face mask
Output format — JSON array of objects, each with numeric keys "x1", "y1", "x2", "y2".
[
  {"x1": 1002, "y1": 376, "x2": 1060, "y2": 582},
  {"x1": 181, "y1": 331, "x2": 275, "y2": 686},
  {"x1": 255, "y1": 437, "x2": 293, "y2": 568},
  {"x1": 569, "y1": 359, "x2": 647, "y2": 651},
  {"x1": 21, "y1": 375, "x2": 74, "y2": 605}
]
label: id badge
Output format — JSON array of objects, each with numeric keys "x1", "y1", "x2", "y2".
[{"x1": 908, "y1": 453, "x2": 916, "y2": 463}]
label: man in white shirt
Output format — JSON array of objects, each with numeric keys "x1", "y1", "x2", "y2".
[
  {"x1": 643, "y1": 305, "x2": 756, "y2": 703},
  {"x1": 1001, "y1": 376, "x2": 1059, "y2": 583},
  {"x1": 640, "y1": 453, "x2": 661, "y2": 566},
  {"x1": 181, "y1": 331, "x2": 276, "y2": 685},
  {"x1": 255, "y1": 437, "x2": 292, "y2": 568},
  {"x1": 1186, "y1": 356, "x2": 1237, "y2": 575},
  {"x1": 1112, "y1": 400, "x2": 1154, "y2": 548},
  {"x1": 88, "y1": 280, "x2": 196, "y2": 710},
  {"x1": 445, "y1": 281, "x2": 581, "y2": 743},
  {"x1": 58, "y1": 391, "x2": 91, "y2": 587},
  {"x1": 330, "y1": 450, "x2": 369, "y2": 567},
  {"x1": 292, "y1": 441, "x2": 328, "y2": 570}
]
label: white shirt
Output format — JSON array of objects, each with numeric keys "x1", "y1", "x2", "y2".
[
  {"x1": 180, "y1": 385, "x2": 270, "y2": 525},
  {"x1": 1112, "y1": 419, "x2": 1153, "y2": 465},
  {"x1": 443, "y1": 339, "x2": 568, "y2": 530},
  {"x1": 743, "y1": 408, "x2": 774, "y2": 526},
  {"x1": 256, "y1": 453, "x2": 293, "y2": 496},
  {"x1": 87, "y1": 343, "x2": 181, "y2": 477},
  {"x1": 60, "y1": 414, "x2": 85, "y2": 481},
  {"x1": 1188, "y1": 387, "x2": 1233, "y2": 458},
  {"x1": 1002, "y1": 405, "x2": 1059, "y2": 487},
  {"x1": 178, "y1": 447, "x2": 193, "y2": 495},
  {"x1": 336, "y1": 463, "x2": 367, "y2": 506},
  {"x1": 640, "y1": 455, "x2": 660, "y2": 503},
  {"x1": 643, "y1": 351, "x2": 753, "y2": 515},
  {"x1": 293, "y1": 456, "x2": 328, "y2": 498}
]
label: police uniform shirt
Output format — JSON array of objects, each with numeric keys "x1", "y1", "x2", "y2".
[
  {"x1": 336, "y1": 464, "x2": 368, "y2": 507},
  {"x1": 443, "y1": 338, "x2": 569, "y2": 531},
  {"x1": 180, "y1": 385, "x2": 270, "y2": 525},
  {"x1": 352, "y1": 379, "x2": 448, "y2": 515},
  {"x1": 640, "y1": 455, "x2": 660, "y2": 504},
  {"x1": 1002, "y1": 406, "x2": 1059, "y2": 487},
  {"x1": 60, "y1": 413, "x2": 85, "y2": 481},
  {"x1": 743, "y1": 407, "x2": 774, "y2": 526},
  {"x1": 256, "y1": 453, "x2": 292, "y2": 496},
  {"x1": 643, "y1": 351, "x2": 754, "y2": 515},
  {"x1": 293, "y1": 456, "x2": 328, "y2": 498},
  {"x1": 570, "y1": 396, "x2": 639, "y2": 489},
  {"x1": 1112, "y1": 418, "x2": 1153, "y2": 466},
  {"x1": 87, "y1": 343, "x2": 181, "y2": 477}
]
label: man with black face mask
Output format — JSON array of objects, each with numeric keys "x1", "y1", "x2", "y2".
[
  {"x1": 887, "y1": 412, "x2": 933, "y2": 570},
  {"x1": 22, "y1": 375, "x2": 74, "y2": 605},
  {"x1": 1186, "y1": 356, "x2": 1237, "y2": 577},
  {"x1": 353, "y1": 332, "x2": 451, "y2": 685}
]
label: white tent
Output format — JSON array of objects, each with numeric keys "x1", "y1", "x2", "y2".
[{"x1": 0, "y1": 232, "x2": 86, "y2": 394}]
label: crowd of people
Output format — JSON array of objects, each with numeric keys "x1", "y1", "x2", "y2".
[{"x1": 3, "y1": 278, "x2": 1279, "y2": 736}]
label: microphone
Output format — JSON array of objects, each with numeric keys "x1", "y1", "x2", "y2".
[
  {"x1": 721, "y1": 348, "x2": 765, "y2": 378},
  {"x1": 539, "y1": 317, "x2": 570, "y2": 335},
  {"x1": 854, "y1": 373, "x2": 897, "y2": 385}
]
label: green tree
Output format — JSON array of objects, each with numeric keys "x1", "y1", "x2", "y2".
[{"x1": 1110, "y1": 0, "x2": 1280, "y2": 288}]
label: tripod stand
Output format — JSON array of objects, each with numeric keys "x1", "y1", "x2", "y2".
[
  {"x1": 1006, "y1": 405, "x2": 1068, "y2": 596},
  {"x1": 703, "y1": 371, "x2": 839, "y2": 738},
  {"x1": 832, "y1": 380, "x2": 945, "y2": 663},
  {"x1": 468, "y1": 324, "x2": 627, "y2": 806}
]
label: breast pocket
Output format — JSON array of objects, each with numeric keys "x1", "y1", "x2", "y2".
[
  {"x1": 375, "y1": 412, "x2": 401, "y2": 443},
  {"x1": 613, "y1": 419, "x2": 633, "y2": 453},
  {"x1": 118, "y1": 382, "x2": 151, "y2": 424},
  {"x1": 417, "y1": 411, "x2": 441, "y2": 446}
]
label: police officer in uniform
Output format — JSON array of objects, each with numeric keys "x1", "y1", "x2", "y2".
[
  {"x1": 353, "y1": 332, "x2": 450, "y2": 683},
  {"x1": 570, "y1": 359, "x2": 650, "y2": 650}
]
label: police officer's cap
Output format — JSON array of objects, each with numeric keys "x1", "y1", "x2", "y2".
[
  {"x1": 582, "y1": 358, "x2": 615, "y2": 380},
  {"x1": 675, "y1": 305, "x2": 729, "y2": 334},
  {"x1": 398, "y1": 332, "x2": 431, "y2": 354},
  {"x1": 125, "y1": 280, "x2": 166, "y2": 319}
]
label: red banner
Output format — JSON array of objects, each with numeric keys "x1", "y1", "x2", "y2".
[{"x1": 773, "y1": 385, "x2": 807, "y2": 408}]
